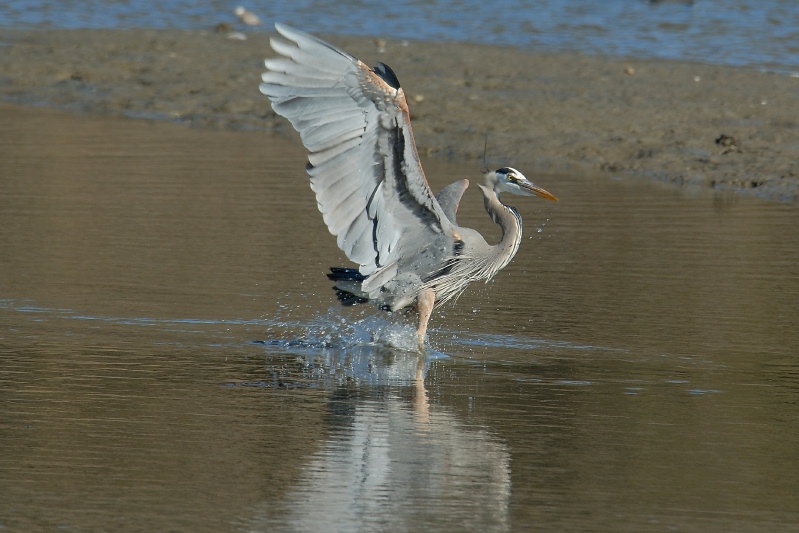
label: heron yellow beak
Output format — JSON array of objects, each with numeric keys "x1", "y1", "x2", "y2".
[{"x1": 522, "y1": 182, "x2": 559, "y2": 202}]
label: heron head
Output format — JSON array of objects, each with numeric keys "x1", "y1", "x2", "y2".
[{"x1": 487, "y1": 167, "x2": 558, "y2": 201}]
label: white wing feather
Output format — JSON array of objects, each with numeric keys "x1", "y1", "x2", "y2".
[{"x1": 260, "y1": 23, "x2": 451, "y2": 278}]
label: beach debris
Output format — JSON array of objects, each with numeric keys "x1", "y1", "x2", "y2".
[
  {"x1": 715, "y1": 133, "x2": 742, "y2": 154},
  {"x1": 624, "y1": 65, "x2": 635, "y2": 76},
  {"x1": 215, "y1": 21, "x2": 246, "y2": 39},
  {"x1": 235, "y1": 6, "x2": 262, "y2": 26}
]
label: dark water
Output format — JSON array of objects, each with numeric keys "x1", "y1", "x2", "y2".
[
  {"x1": 1, "y1": 0, "x2": 799, "y2": 71},
  {"x1": 2, "y1": 104, "x2": 799, "y2": 531}
]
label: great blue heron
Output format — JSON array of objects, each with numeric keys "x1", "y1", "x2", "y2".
[{"x1": 260, "y1": 24, "x2": 557, "y2": 346}]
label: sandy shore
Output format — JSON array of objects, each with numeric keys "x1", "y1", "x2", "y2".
[{"x1": 1, "y1": 28, "x2": 798, "y2": 203}]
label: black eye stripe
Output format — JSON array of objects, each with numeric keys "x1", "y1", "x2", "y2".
[{"x1": 496, "y1": 167, "x2": 522, "y2": 182}]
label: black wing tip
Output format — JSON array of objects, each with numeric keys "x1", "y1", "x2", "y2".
[
  {"x1": 333, "y1": 289, "x2": 369, "y2": 306},
  {"x1": 326, "y1": 267, "x2": 365, "y2": 281},
  {"x1": 328, "y1": 268, "x2": 369, "y2": 305},
  {"x1": 374, "y1": 62, "x2": 401, "y2": 90}
]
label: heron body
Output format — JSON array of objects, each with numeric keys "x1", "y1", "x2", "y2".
[{"x1": 260, "y1": 24, "x2": 557, "y2": 346}]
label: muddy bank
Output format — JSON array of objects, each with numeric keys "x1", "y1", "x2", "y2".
[{"x1": 1, "y1": 28, "x2": 797, "y2": 202}]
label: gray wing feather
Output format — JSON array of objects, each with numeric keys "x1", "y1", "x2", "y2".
[
  {"x1": 300, "y1": 114, "x2": 367, "y2": 152},
  {"x1": 306, "y1": 135, "x2": 363, "y2": 167},
  {"x1": 263, "y1": 58, "x2": 339, "y2": 81},
  {"x1": 436, "y1": 179, "x2": 469, "y2": 226},
  {"x1": 269, "y1": 26, "x2": 355, "y2": 74},
  {"x1": 260, "y1": 23, "x2": 452, "y2": 280}
]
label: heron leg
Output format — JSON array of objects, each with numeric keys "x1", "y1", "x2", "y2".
[{"x1": 416, "y1": 288, "x2": 436, "y2": 347}]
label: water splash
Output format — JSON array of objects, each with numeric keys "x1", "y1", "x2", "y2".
[
  {"x1": 250, "y1": 307, "x2": 460, "y2": 386},
  {"x1": 255, "y1": 310, "x2": 438, "y2": 386},
  {"x1": 261, "y1": 307, "x2": 421, "y2": 353}
]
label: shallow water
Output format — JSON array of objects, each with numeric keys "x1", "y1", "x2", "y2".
[
  {"x1": 1, "y1": 0, "x2": 799, "y2": 71},
  {"x1": 1, "y1": 104, "x2": 798, "y2": 531}
]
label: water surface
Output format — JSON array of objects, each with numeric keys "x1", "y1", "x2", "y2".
[
  {"x1": 1, "y1": 0, "x2": 798, "y2": 70},
  {"x1": 1, "y1": 104, "x2": 798, "y2": 531}
]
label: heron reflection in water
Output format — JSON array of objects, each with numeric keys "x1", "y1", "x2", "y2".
[{"x1": 260, "y1": 24, "x2": 557, "y2": 347}]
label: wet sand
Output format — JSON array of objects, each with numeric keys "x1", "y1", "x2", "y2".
[{"x1": 1, "y1": 27, "x2": 798, "y2": 202}]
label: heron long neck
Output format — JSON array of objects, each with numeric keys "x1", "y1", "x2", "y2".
[{"x1": 482, "y1": 189, "x2": 523, "y2": 273}]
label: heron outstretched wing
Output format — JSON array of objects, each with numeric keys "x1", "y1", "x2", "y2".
[{"x1": 260, "y1": 23, "x2": 453, "y2": 278}]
